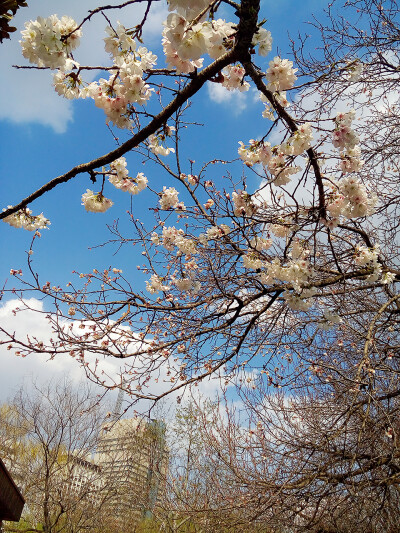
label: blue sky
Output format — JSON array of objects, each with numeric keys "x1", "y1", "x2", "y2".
[{"x1": 0, "y1": 0, "x2": 330, "y2": 402}]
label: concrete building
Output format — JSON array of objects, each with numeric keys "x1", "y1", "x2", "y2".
[{"x1": 94, "y1": 417, "x2": 166, "y2": 526}]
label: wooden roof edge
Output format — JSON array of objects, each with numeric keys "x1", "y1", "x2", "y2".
[{"x1": 0, "y1": 457, "x2": 25, "y2": 504}]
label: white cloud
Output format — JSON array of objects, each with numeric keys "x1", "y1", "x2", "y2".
[
  {"x1": 0, "y1": 298, "x2": 228, "y2": 412},
  {"x1": 207, "y1": 82, "x2": 248, "y2": 114},
  {"x1": 0, "y1": 0, "x2": 167, "y2": 133},
  {"x1": 0, "y1": 298, "x2": 83, "y2": 399},
  {"x1": 0, "y1": 298, "x2": 123, "y2": 401}
]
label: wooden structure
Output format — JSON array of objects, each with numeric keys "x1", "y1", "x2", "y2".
[{"x1": 0, "y1": 457, "x2": 24, "y2": 527}]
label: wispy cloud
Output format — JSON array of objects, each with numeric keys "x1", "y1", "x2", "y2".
[{"x1": 207, "y1": 82, "x2": 248, "y2": 114}]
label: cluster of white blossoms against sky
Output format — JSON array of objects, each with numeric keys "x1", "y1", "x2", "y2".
[
  {"x1": 3, "y1": 0, "x2": 388, "y2": 315},
  {"x1": 6, "y1": 1, "x2": 271, "y2": 222}
]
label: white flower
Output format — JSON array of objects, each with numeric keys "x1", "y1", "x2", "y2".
[
  {"x1": 81, "y1": 190, "x2": 113, "y2": 213},
  {"x1": 344, "y1": 61, "x2": 363, "y2": 81},
  {"x1": 200, "y1": 224, "x2": 230, "y2": 244},
  {"x1": 3, "y1": 206, "x2": 50, "y2": 231},
  {"x1": 109, "y1": 171, "x2": 148, "y2": 195},
  {"x1": 266, "y1": 56, "x2": 297, "y2": 91},
  {"x1": 354, "y1": 245, "x2": 379, "y2": 267},
  {"x1": 332, "y1": 110, "x2": 359, "y2": 151},
  {"x1": 232, "y1": 190, "x2": 257, "y2": 217},
  {"x1": 175, "y1": 236, "x2": 197, "y2": 256},
  {"x1": 250, "y1": 237, "x2": 272, "y2": 251},
  {"x1": 146, "y1": 274, "x2": 170, "y2": 294},
  {"x1": 104, "y1": 22, "x2": 136, "y2": 56},
  {"x1": 151, "y1": 232, "x2": 160, "y2": 245},
  {"x1": 148, "y1": 134, "x2": 175, "y2": 156},
  {"x1": 340, "y1": 146, "x2": 364, "y2": 173},
  {"x1": 324, "y1": 311, "x2": 342, "y2": 324},
  {"x1": 159, "y1": 186, "x2": 179, "y2": 209},
  {"x1": 270, "y1": 222, "x2": 293, "y2": 238},
  {"x1": 281, "y1": 123, "x2": 313, "y2": 156},
  {"x1": 243, "y1": 254, "x2": 263, "y2": 270},
  {"x1": 221, "y1": 65, "x2": 250, "y2": 92},
  {"x1": 381, "y1": 272, "x2": 396, "y2": 285},
  {"x1": 252, "y1": 27, "x2": 272, "y2": 56},
  {"x1": 238, "y1": 139, "x2": 272, "y2": 167},
  {"x1": 284, "y1": 292, "x2": 312, "y2": 311},
  {"x1": 161, "y1": 226, "x2": 184, "y2": 251},
  {"x1": 175, "y1": 277, "x2": 193, "y2": 291},
  {"x1": 20, "y1": 15, "x2": 82, "y2": 70},
  {"x1": 53, "y1": 71, "x2": 81, "y2": 99}
]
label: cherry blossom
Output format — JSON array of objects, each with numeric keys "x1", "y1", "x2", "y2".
[
  {"x1": 3, "y1": 207, "x2": 50, "y2": 231},
  {"x1": 265, "y1": 56, "x2": 297, "y2": 91},
  {"x1": 81, "y1": 190, "x2": 113, "y2": 213}
]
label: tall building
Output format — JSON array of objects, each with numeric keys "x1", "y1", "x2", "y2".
[{"x1": 94, "y1": 417, "x2": 167, "y2": 527}]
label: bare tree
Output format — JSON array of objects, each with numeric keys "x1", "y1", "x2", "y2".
[{"x1": 0, "y1": 381, "x2": 112, "y2": 533}]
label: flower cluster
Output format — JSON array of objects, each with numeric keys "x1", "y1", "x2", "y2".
[
  {"x1": 250, "y1": 237, "x2": 272, "y2": 251},
  {"x1": 252, "y1": 28, "x2": 273, "y2": 56},
  {"x1": 332, "y1": 110, "x2": 359, "y2": 151},
  {"x1": 238, "y1": 139, "x2": 272, "y2": 166},
  {"x1": 152, "y1": 226, "x2": 181, "y2": 250},
  {"x1": 20, "y1": 15, "x2": 81, "y2": 70},
  {"x1": 262, "y1": 250, "x2": 312, "y2": 292},
  {"x1": 162, "y1": 11, "x2": 271, "y2": 76},
  {"x1": 354, "y1": 245, "x2": 379, "y2": 267},
  {"x1": 318, "y1": 311, "x2": 342, "y2": 330},
  {"x1": 265, "y1": 56, "x2": 297, "y2": 92},
  {"x1": 148, "y1": 127, "x2": 176, "y2": 156},
  {"x1": 83, "y1": 52, "x2": 154, "y2": 129},
  {"x1": 326, "y1": 176, "x2": 377, "y2": 221},
  {"x1": 30, "y1": 19, "x2": 157, "y2": 128},
  {"x1": 3, "y1": 207, "x2": 50, "y2": 230},
  {"x1": 146, "y1": 274, "x2": 170, "y2": 294},
  {"x1": 167, "y1": 0, "x2": 212, "y2": 20},
  {"x1": 260, "y1": 90, "x2": 289, "y2": 119},
  {"x1": 382, "y1": 272, "x2": 396, "y2": 284},
  {"x1": 243, "y1": 253, "x2": 263, "y2": 270},
  {"x1": 199, "y1": 224, "x2": 230, "y2": 244},
  {"x1": 354, "y1": 244, "x2": 385, "y2": 282},
  {"x1": 162, "y1": 14, "x2": 238, "y2": 73},
  {"x1": 270, "y1": 221, "x2": 293, "y2": 238},
  {"x1": 221, "y1": 65, "x2": 250, "y2": 92},
  {"x1": 268, "y1": 151, "x2": 301, "y2": 186},
  {"x1": 232, "y1": 190, "x2": 258, "y2": 217},
  {"x1": 81, "y1": 190, "x2": 113, "y2": 213},
  {"x1": 284, "y1": 291, "x2": 314, "y2": 311},
  {"x1": 238, "y1": 139, "x2": 302, "y2": 186},
  {"x1": 344, "y1": 61, "x2": 363, "y2": 82},
  {"x1": 152, "y1": 226, "x2": 197, "y2": 256},
  {"x1": 173, "y1": 274, "x2": 201, "y2": 293},
  {"x1": 159, "y1": 187, "x2": 180, "y2": 209},
  {"x1": 108, "y1": 157, "x2": 148, "y2": 195},
  {"x1": 181, "y1": 173, "x2": 199, "y2": 186},
  {"x1": 104, "y1": 22, "x2": 136, "y2": 56},
  {"x1": 281, "y1": 123, "x2": 313, "y2": 156},
  {"x1": 241, "y1": 236, "x2": 274, "y2": 271},
  {"x1": 53, "y1": 71, "x2": 80, "y2": 99},
  {"x1": 340, "y1": 145, "x2": 364, "y2": 173}
]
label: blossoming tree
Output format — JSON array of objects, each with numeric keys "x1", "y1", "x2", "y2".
[{"x1": 1, "y1": 0, "x2": 400, "y2": 498}]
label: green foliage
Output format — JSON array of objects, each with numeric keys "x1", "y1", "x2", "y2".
[{"x1": 0, "y1": 0, "x2": 27, "y2": 43}]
